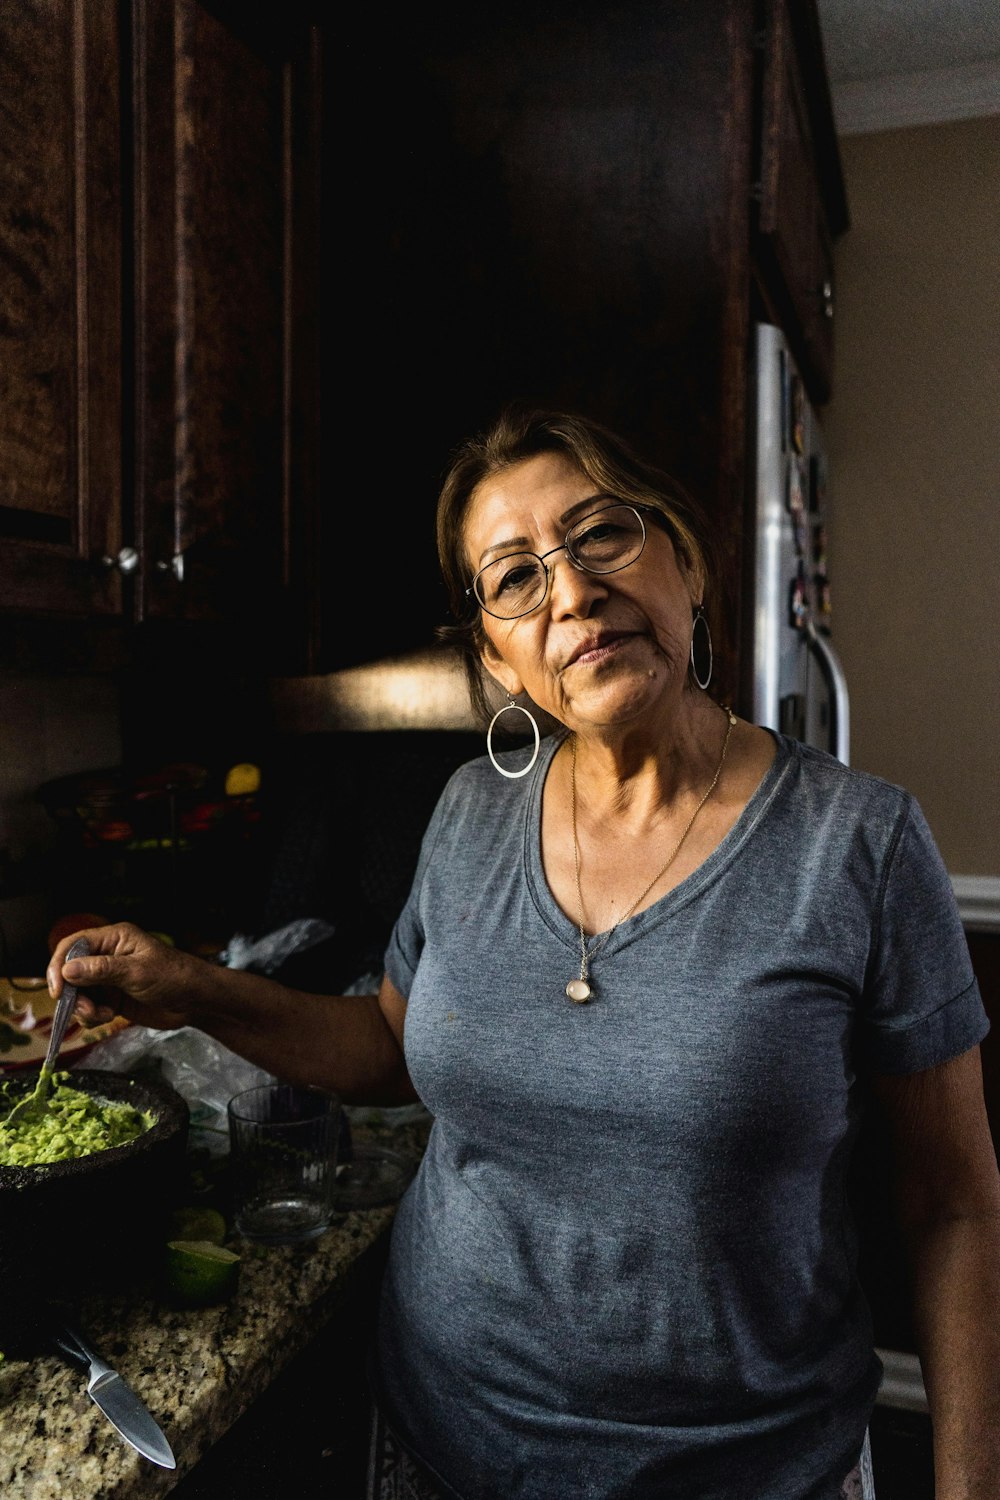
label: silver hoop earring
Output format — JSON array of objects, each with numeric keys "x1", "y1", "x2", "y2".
[
  {"x1": 486, "y1": 697, "x2": 540, "y2": 779},
  {"x1": 690, "y1": 606, "x2": 713, "y2": 691}
]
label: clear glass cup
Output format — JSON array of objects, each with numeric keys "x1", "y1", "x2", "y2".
[{"x1": 227, "y1": 1083, "x2": 342, "y2": 1245}]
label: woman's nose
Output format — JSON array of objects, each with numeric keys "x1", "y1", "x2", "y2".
[{"x1": 547, "y1": 553, "x2": 607, "y2": 617}]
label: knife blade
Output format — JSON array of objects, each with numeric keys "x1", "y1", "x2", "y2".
[{"x1": 52, "y1": 1324, "x2": 176, "y2": 1469}]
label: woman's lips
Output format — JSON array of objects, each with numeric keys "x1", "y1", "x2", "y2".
[{"x1": 568, "y1": 633, "x2": 634, "y2": 667}]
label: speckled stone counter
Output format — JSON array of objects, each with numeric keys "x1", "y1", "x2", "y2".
[{"x1": 0, "y1": 1118, "x2": 429, "y2": 1500}]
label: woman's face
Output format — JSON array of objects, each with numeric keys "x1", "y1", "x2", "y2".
[{"x1": 464, "y1": 451, "x2": 703, "y2": 734}]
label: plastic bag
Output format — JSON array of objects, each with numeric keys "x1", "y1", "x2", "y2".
[
  {"x1": 219, "y1": 918, "x2": 336, "y2": 975},
  {"x1": 73, "y1": 1022, "x2": 275, "y2": 1153}
]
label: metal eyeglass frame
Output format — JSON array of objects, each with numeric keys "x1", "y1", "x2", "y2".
[{"x1": 466, "y1": 501, "x2": 673, "y2": 621}]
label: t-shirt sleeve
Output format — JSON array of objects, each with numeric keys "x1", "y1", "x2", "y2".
[
  {"x1": 382, "y1": 772, "x2": 455, "y2": 1000},
  {"x1": 859, "y1": 793, "x2": 989, "y2": 1074}
]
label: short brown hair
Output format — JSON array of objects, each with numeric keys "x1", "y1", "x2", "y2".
[{"x1": 436, "y1": 404, "x2": 718, "y2": 724}]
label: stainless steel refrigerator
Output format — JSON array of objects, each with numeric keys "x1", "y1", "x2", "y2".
[{"x1": 750, "y1": 322, "x2": 850, "y2": 764}]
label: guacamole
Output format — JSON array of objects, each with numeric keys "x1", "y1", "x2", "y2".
[{"x1": 0, "y1": 1076, "x2": 153, "y2": 1168}]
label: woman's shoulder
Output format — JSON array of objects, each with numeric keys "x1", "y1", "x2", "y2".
[
  {"x1": 775, "y1": 731, "x2": 905, "y2": 791},
  {"x1": 412, "y1": 735, "x2": 562, "y2": 886},
  {"x1": 443, "y1": 731, "x2": 564, "y2": 794},
  {"x1": 770, "y1": 732, "x2": 917, "y2": 830},
  {"x1": 763, "y1": 735, "x2": 950, "y2": 905}
]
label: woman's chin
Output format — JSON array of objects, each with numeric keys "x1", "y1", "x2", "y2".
[{"x1": 562, "y1": 678, "x2": 675, "y2": 732}]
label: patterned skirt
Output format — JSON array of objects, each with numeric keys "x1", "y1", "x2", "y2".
[
  {"x1": 367, "y1": 1405, "x2": 445, "y2": 1500},
  {"x1": 366, "y1": 1407, "x2": 877, "y2": 1500}
]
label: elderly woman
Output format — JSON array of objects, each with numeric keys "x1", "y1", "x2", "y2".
[{"x1": 52, "y1": 407, "x2": 999, "y2": 1499}]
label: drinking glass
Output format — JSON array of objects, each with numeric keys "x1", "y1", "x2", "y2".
[{"x1": 227, "y1": 1083, "x2": 341, "y2": 1245}]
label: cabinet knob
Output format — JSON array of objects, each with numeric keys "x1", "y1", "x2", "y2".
[
  {"x1": 821, "y1": 279, "x2": 834, "y2": 320},
  {"x1": 154, "y1": 552, "x2": 186, "y2": 583},
  {"x1": 100, "y1": 547, "x2": 140, "y2": 575}
]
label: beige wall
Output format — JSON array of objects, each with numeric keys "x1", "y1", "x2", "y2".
[{"x1": 824, "y1": 114, "x2": 1000, "y2": 875}]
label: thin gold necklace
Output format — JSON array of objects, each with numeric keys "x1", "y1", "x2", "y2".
[{"x1": 566, "y1": 705, "x2": 737, "y2": 1003}]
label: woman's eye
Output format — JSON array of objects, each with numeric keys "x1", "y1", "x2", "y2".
[
  {"x1": 496, "y1": 562, "x2": 539, "y2": 594},
  {"x1": 575, "y1": 519, "x2": 630, "y2": 552},
  {"x1": 579, "y1": 521, "x2": 621, "y2": 543}
]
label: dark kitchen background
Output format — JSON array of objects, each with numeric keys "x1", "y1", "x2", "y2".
[{"x1": 0, "y1": 4, "x2": 997, "y2": 1492}]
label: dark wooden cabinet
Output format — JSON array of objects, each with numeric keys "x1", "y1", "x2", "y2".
[
  {"x1": 0, "y1": 0, "x2": 321, "y2": 669},
  {"x1": 754, "y1": 0, "x2": 849, "y2": 403},
  {"x1": 0, "y1": 0, "x2": 124, "y2": 617},
  {"x1": 326, "y1": 0, "x2": 847, "y2": 698},
  {"x1": 131, "y1": 0, "x2": 320, "y2": 655},
  {"x1": 1, "y1": 1, "x2": 845, "y2": 696}
]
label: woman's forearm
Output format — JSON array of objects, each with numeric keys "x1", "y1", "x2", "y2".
[
  {"x1": 905, "y1": 1209, "x2": 1000, "y2": 1500},
  {"x1": 190, "y1": 964, "x2": 417, "y2": 1103},
  {"x1": 50, "y1": 925, "x2": 417, "y2": 1106},
  {"x1": 873, "y1": 1051, "x2": 1000, "y2": 1498}
]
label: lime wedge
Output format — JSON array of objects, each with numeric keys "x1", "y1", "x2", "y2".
[
  {"x1": 168, "y1": 1205, "x2": 228, "y2": 1245},
  {"x1": 164, "y1": 1239, "x2": 240, "y2": 1307}
]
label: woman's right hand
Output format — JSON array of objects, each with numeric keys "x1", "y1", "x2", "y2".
[{"x1": 47, "y1": 923, "x2": 202, "y2": 1032}]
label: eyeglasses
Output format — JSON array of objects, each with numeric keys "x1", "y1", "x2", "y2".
[{"x1": 468, "y1": 502, "x2": 667, "y2": 621}]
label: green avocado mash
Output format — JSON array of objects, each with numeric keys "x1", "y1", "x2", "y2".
[{"x1": 0, "y1": 1076, "x2": 153, "y2": 1167}]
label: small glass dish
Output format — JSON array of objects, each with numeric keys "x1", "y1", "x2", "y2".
[{"x1": 332, "y1": 1142, "x2": 415, "y2": 1210}]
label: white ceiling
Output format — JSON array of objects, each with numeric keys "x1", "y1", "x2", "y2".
[{"x1": 815, "y1": 0, "x2": 1000, "y2": 133}]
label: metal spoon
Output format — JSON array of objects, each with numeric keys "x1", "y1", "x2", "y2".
[{"x1": 1, "y1": 936, "x2": 92, "y2": 1128}]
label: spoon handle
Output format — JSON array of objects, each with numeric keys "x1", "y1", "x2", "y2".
[{"x1": 41, "y1": 936, "x2": 91, "y2": 1077}]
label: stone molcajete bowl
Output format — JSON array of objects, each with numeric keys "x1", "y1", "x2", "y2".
[{"x1": 0, "y1": 1068, "x2": 189, "y2": 1353}]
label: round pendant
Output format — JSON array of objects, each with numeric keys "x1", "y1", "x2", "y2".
[{"x1": 565, "y1": 978, "x2": 592, "y2": 1003}]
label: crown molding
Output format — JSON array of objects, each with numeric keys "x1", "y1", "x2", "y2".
[{"x1": 832, "y1": 57, "x2": 1000, "y2": 135}]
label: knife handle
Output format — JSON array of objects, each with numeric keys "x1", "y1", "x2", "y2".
[{"x1": 52, "y1": 1324, "x2": 111, "y2": 1380}]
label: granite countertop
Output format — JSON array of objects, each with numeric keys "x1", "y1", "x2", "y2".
[{"x1": 0, "y1": 1117, "x2": 430, "y2": 1500}]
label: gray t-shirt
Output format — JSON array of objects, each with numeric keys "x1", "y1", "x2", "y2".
[{"x1": 374, "y1": 731, "x2": 987, "y2": 1499}]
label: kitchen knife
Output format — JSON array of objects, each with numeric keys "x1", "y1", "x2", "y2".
[{"x1": 51, "y1": 1324, "x2": 176, "y2": 1469}]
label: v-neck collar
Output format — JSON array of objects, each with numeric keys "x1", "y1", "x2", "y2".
[{"x1": 522, "y1": 728, "x2": 793, "y2": 959}]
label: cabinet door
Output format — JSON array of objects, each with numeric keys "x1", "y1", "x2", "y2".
[
  {"x1": 329, "y1": 0, "x2": 753, "y2": 694},
  {"x1": 0, "y1": 0, "x2": 123, "y2": 615},
  {"x1": 757, "y1": 0, "x2": 840, "y2": 401},
  {"x1": 132, "y1": 0, "x2": 320, "y2": 659}
]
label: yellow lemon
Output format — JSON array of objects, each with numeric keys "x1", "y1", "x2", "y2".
[
  {"x1": 164, "y1": 1240, "x2": 240, "y2": 1307},
  {"x1": 224, "y1": 763, "x2": 261, "y2": 797}
]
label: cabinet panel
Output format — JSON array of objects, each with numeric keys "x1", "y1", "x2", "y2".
[
  {"x1": 329, "y1": 0, "x2": 754, "y2": 696},
  {"x1": 0, "y1": 0, "x2": 122, "y2": 615},
  {"x1": 132, "y1": 0, "x2": 320, "y2": 657},
  {"x1": 756, "y1": 0, "x2": 843, "y2": 403}
]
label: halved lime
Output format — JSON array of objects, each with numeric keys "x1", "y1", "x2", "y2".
[
  {"x1": 164, "y1": 1239, "x2": 240, "y2": 1307},
  {"x1": 168, "y1": 1205, "x2": 228, "y2": 1245}
]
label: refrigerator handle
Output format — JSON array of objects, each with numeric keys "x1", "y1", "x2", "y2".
[{"x1": 805, "y1": 621, "x2": 851, "y2": 765}]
